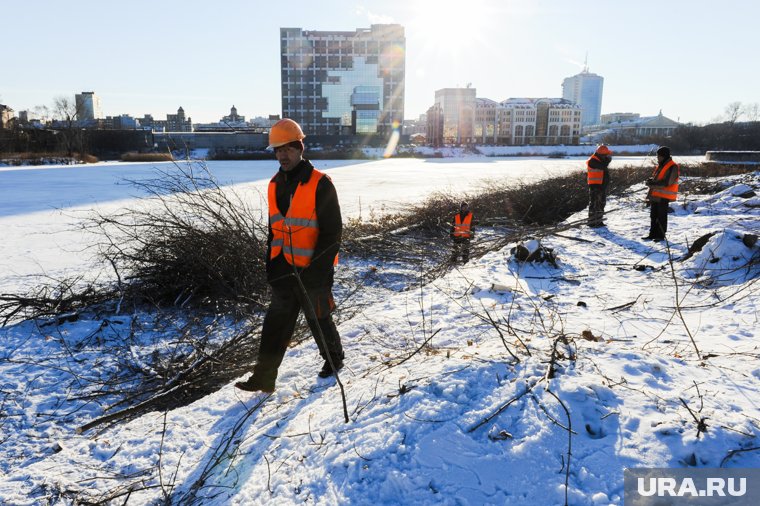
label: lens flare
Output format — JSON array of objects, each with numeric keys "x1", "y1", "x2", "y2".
[
  {"x1": 380, "y1": 44, "x2": 405, "y2": 74},
  {"x1": 383, "y1": 121, "x2": 401, "y2": 158}
]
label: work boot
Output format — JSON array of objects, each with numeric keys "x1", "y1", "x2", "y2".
[
  {"x1": 318, "y1": 359, "x2": 344, "y2": 378},
  {"x1": 234, "y1": 375, "x2": 275, "y2": 393}
]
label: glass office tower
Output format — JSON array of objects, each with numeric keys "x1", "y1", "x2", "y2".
[
  {"x1": 562, "y1": 69, "x2": 604, "y2": 128},
  {"x1": 280, "y1": 25, "x2": 405, "y2": 136}
]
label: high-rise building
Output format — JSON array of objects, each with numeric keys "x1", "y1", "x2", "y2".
[
  {"x1": 434, "y1": 87, "x2": 476, "y2": 144},
  {"x1": 75, "y1": 91, "x2": 103, "y2": 121},
  {"x1": 280, "y1": 24, "x2": 405, "y2": 136},
  {"x1": 562, "y1": 67, "x2": 603, "y2": 128}
]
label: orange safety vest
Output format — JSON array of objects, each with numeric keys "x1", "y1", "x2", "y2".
[
  {"x1": 586, "y1": 155, "x2": 604, "y2": 185},
  {"x1": 268, "y1": 168, "x2": 338, "y2": 267},
  {"x1": 453, "y1": 212, "x2": 473, "y2": 239},
  {"x1": 649, "y1": 159, "x2": 679, "y2": 201}
]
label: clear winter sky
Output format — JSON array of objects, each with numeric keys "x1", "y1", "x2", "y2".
[{"x1": 2, "y1": 0, "x2": 757, "y2": 125}]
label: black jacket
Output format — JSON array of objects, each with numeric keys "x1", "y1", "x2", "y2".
[{"x1": 266, "y1": 159, "x2": 342, "y2": 288}]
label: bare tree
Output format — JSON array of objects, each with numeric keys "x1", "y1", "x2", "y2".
[
  {"x1": 51, "y1": 95, "x2": 86, "y2": 157},
  {"x1": 742, "y1": 102, "x2": 760, "y2": 122},
  {"x1": 33, "y1": 104, "x2": 51, "y2": 124},
  {"x1": 723, "y1": 101, "x2": 743, "y2": 124}
]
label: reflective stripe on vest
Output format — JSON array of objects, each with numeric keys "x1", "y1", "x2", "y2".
[
  {"x1": 453, "y1": 212, "x2": 473, "y2": 238},
  {"x1": 268, "y1": 168, "x2": 338, "y2": 267},
  {"x1": 650, "y1": 159, "x2": 679, "y2": 201},
  {"x1": 587, "y1": 155, "x2": 604, "y2": 185}
]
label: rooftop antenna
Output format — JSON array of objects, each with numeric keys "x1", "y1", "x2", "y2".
[{"x1": 583, "y1": 52, "x2": 589, "y2": 72}]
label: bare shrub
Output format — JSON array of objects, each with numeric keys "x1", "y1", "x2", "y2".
[
  {"x1": 78, "y1": 153, "x2": 99, "y2": 163},
  {"x1": 121, "y1": 152, "x2": 174, "y2": 162},
  {"x1": 1, "y1": 161, "x2": 270, "y2": 325},
  {"x1": 87, "y1": 160, "x2": 270, "y2": 312},
  {"x1": 681, "y1": 162, "x2": 759, "y2": 178},
  {"x1": 0, "y1": 161, "x2": 277, "y2": 431},
  {"x1": 679, "y1": 179, "x2": 731, "y2": 195},
  {"x1": 343, "y1": 169, "x2": 603, "y2": 287},
  {"x1": 0, "y1": 152, "x2": 97, "y2": 165},
  {"x1": 0, "y1": 277, "x2": 115, "y2": 326}
]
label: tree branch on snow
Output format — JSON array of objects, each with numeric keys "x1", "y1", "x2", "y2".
[
  {"x1": 721, "y1": 446, "x2": 760, "y2": 468},
  {"x1": 481, "y1": 306, "x2": 520, "y2": 362},
  {"x1": 679, "y1": 397, "x2": 709, "y2": 439},
  {"x1": 467, "y1": 378, "x2": 539, "y2": 433},
  {"x1": 545, "y1": 388, "x2": 573, "y2": 506},
  {"x1": 664, "y1": 239, "x2": 702, "y2": 359},
  {"x1": 176, "y1": 393, "x2": 272, "y2": 504}
]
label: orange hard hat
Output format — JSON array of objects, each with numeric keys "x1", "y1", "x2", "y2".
[
  {"x1": 595, "y1": 145, "x2": 612, "y2": 156},
  {"x1": 268, "y1": 118, "x2": 305, "y2": 149}
]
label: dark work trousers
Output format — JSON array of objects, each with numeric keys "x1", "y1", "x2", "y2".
[
  {"x1": 588, "y1": 185, "x2": 607, "y2": 226},
  {"x1": 252, "y1": 284, "x2": 344, "y2": 387},
  {"x1": 649, "y1": 200, "x2": 670, "y2": 239},
  {"x1": 451, "y1": 238, "x2": 471, "y2": 263}
]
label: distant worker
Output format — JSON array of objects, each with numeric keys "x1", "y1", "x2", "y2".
[
  {"x1": 643, "y1": 146, "x2": 679, "y2": 242},
  {"x1": 586, "y1": 145, "x2": 612, "y2": 227},
  {"x1": 236, "y1": 118, "x2": 344, "y2": 393},
  {"x1": 450, "y1": 201, "x2": 474, "y2": 263}
]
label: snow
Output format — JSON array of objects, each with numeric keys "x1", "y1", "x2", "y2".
[
  {"x1": 683, "y1": 229, "x2": 758, "y2": 285},
  {"x1": 0, "y1": 156, "x2": 758, "y2": 505}
]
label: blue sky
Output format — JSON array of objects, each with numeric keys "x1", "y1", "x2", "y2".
[{"x1": 2, "y1": 0, "x2": 757, "y2": 124}]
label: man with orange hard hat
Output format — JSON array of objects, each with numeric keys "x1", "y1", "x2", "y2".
[
  {"x1": 586, "y1": 145, "x2": 613, "y2": 228},
  {"x1": 235, "y1": 118, "x2": 344, "y2": 393}
]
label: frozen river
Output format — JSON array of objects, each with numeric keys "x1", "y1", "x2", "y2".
[{"x1": 0, "y1": 156, "x2": 703, "y2": 291}]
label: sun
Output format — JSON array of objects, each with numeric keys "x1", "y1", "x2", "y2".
[{"x1": 407, "y1": 0, "x2": 493, "y2": 56}]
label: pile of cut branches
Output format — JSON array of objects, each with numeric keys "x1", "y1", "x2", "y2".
[
  {"x1": 86, "y1": 161, "x2": 271, "y2": 313},
  {"x1": 75, "y1": 312, "x2": 262, "y2": 434},
  {"x1": 343, "y1": 168, "x2": 613, "y2": 285}
]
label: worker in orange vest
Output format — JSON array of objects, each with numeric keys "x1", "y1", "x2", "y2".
[
  {"x1": 643, "y1": 146, "x2": 679, "y2": 242},
  {"x1": 450, "y1": 201, "x2": 474, "y2": 263},
  {"x1": 586, "y1": 145, "x2": 612, "y2": 227},
  {"x1": 236, "y1": 119, "x2": 344, "y2": 393}
]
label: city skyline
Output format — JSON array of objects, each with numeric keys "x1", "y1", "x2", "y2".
[{"x1": 2, "y1": 0, "x2": 757, "y2": 125}]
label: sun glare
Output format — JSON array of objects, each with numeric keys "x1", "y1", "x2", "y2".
[{"x1": 408, "y1": 0, "x2": 492, "y2": 55}]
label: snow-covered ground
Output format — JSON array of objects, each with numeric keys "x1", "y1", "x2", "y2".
[{"x1": 1, "y1": 157, "x2": 758, "y2": 505}]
